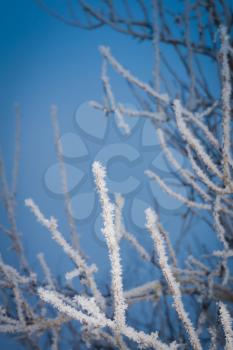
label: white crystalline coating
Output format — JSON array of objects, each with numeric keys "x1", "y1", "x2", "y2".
[
  {"x1": 99, "y1": 46, "x2": 170, "y2": 104},
  {"x1": 219, "y1": 302, "x2": 233, "y2": 350},
  {"x1": 1, "y1": 9, "x2": 233, "y2": 348},
  {"x1": 145, "y1": 208, "x2": 202, "y2": 350},
  {"x1": 37, "y1": 253, "x2": 55, "y2": 290},
  {"x1": 220, "y1": 26, "x2": 233, "y2": 181},
  {"x1": 92, "y1": 161, "x2": 127, "y2": 329},
  {"x1": 25, "y1": 198, "x2": 105, "y2": 309},
  {"x1": 173, "y1": 99, "x2": 223, "y2": 180}
]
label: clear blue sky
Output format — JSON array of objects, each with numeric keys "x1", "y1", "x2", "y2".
[{"x1": 0, "y1": 2, "x2": 218, "y2": 348}]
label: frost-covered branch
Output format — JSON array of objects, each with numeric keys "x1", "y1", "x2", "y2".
[
  {"x1": 219, "y1": 302, "x2": 233, "y2": 350},
  {"x1": 92, "y1": 161, "x2": 126, "y2": 328},
  {"x1": 145, "y1": 208, "x2": 202, "y2": 350}
]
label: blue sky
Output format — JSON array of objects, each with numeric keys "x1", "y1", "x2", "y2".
[
  {"x1": 0, "y1": 2, "x2": 220, "y2": 348},
  {"x1": 0, "y1": 0, "x2": 159, "y2": 313},
  {"x1": 0, "y1": 0, "x2": 161, "y2": 269}
]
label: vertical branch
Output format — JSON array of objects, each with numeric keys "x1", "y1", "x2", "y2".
[
  {"x1": 101, "y1": 60, "x2": 130, "y2": 135},
  {"x1": 50, "y1": 105, "x2": 80, "y2": 250},
  {"x1": 219, "y1": 26, "x2": 233, "y2": 184},
  {"x1": 11, "y1": 104, "x2": 21, "y2": 202},
  {"x1": 152, "y1": 0, "x2": 160, "y2": 96},
  {"x1": 213, "y1": 196, "x2": 229, "y2": 250},
  {"x1": 184, "y1": 0, "x2": 195, "y2": 108},
  {"x1": 208, "y1": 326, "x2": 217, "y2": 350},
  {"x1": 0, "y1": 257, "x2": 26, "y2": 328},
  {"x1": 92, "y1": 162, "x2": 127, "y2": 329},
  {"x1": 0, "y1": 154, "x2": 29, "y2": 272},
  {"x1": 219, "y1": 302, "x2": 233, "y2": 350},
  {"x1": 114, "y1": 193, "x2": 125, "y2": 241},
  {"x1": 145, "y1": 208, "x2": 202, "y2": 350},
  {"x1": 37, "y1": 253, "x2": 55, "y2": 290},
  {"x1": 115, "y1": 194, "x2": 150, "y2": 261}
]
